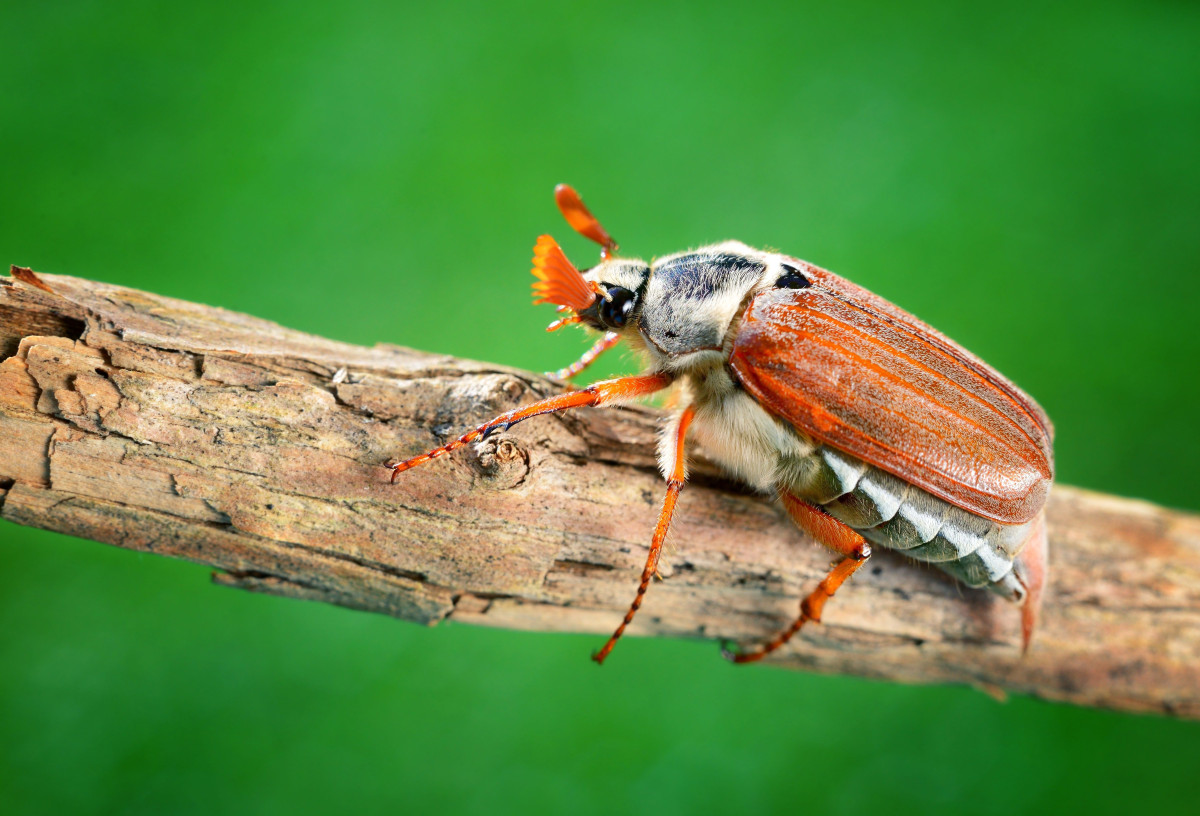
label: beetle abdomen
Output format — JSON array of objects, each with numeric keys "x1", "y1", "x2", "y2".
[{"x1": 786, "y1": 446, "x2": 1033, "y2": 602}]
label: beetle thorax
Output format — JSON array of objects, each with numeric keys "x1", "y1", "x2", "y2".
[{"x1": 584, "y1": 241, "x2": 783, "y2": 374}]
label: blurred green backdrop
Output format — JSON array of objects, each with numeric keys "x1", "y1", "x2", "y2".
[{"x1": 3, "y1": 1, "x2": 1198, "y2": 814}]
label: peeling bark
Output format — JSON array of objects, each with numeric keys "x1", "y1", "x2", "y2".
[{"x1": 2, "y1": 267, "x2": 1198, "y2": 718}]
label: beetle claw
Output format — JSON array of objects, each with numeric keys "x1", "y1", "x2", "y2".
[{"x1": 718, "y1": 639, "x2": 744, "y2": 662}]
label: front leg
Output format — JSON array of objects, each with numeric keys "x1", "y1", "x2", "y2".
[{"x1": 387, "y1": 372, "x2": 674, "y2": 480}]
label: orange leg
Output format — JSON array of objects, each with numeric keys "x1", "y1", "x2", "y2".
[
  {"x1": 592, "y1": 404, "x2": 696, "y2": 665},
  {"x1": 387, "y1": 372, "x2": 672, "y2": 481},
  {"x1": 545, "y1": 314, "x2": 584, "y2": 332},
  {"x1": 1014, "y1": 512, "x2": 1048, "y2": 654},
  {"x1": 723, "y1": 492, "x2": 872, "y2": 664},
  {"x1": 548, "y1": 332, "x2": 621, "y2": 380}
]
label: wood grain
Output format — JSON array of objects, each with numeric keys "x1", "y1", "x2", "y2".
[{"x1": 2, "y1": 266, "x2": 1198, "y2": 718}]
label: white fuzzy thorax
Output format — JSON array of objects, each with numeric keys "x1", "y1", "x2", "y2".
[{"x1": 581, "y1": 242, "x2": 811, "y2": 490}]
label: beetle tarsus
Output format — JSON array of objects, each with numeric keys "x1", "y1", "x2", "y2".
[
  {"x1": 718, "y1": 639, "x2": 747, "y2": 662},
  {"x1": 592, "y1": 405, "x2": 696, "y2": 664},
  {"x1": 592, "y1": 478, "x2": 684, "y2": 666},
  {"x1": 726, "y1": 495, "x2": 872, "y2": 664}
]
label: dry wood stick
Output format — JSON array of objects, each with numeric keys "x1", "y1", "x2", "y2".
[{"x1": 2, "y1": 267, "x2": 1197, "y2": 718}]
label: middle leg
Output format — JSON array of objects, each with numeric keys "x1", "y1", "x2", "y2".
[
  {"x1": 548, "y1": 331, "x2": 621, "y2": 380},
  {"x1": 592, "y1": 403, "x2": 697, "y2": 665}
]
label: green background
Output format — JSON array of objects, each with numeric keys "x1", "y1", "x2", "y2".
[{"x1": 3, "y1": 1, "x2": 1198, "y2": 814}]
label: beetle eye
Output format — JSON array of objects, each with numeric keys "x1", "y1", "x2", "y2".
[
  {"x1": 776, "y1": 264, "x2": 811, "y2": 289},
  {"x1": 599, "y1": 286, "x2": 636, "y2": 328}
]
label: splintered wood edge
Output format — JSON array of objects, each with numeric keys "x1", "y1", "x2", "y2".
[{"x1": 1, "y1": 269, "x2": 1198, "y2": 719}]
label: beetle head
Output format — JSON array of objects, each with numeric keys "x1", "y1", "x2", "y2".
[
  {"x1": 530, "y1": 235, "x2": 650, "y2": 334},
  {"x1": 531, "y1": 185, "x2": 650, "y2": 338},
  {"x1": 530, "y1": 186, "x2": 788, "y2": 371}
]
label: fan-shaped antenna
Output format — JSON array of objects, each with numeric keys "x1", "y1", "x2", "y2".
[{"x1": 554, "y1": 184, "x2": 618, "y2": 259}]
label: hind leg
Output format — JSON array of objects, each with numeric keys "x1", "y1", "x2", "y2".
[
  {"x1": 548, "y1": 332, "x2": 621, "y2": 380},
  {"x1": 1013, "y1": 512, "x2": 1048, "y2": 653},
  {"x1": 723, "y1": 491, "x2": 871, "y2": 664}
]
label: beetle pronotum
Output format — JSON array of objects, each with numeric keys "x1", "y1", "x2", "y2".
[{"x1": 388, "y1": 186, "x2": 1053, "y2": 664}]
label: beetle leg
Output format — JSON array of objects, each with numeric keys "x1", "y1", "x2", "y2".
[
  {"x1": 386, "y1": 372, "x2": 673, "y2": 481},
  {"x1": 592, "y1": 404, "x2": 697, "y2": 665},
  {"x1": 723, "y1": 492, "x2": 872, "y2": 664},
  {"x1": 547, "y1": 332, "x2": 621, "y2": 380},
  {"x1": 1013, "y1": 512, "x2": 1048, "y2": 654}
]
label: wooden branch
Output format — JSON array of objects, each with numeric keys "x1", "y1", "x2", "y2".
[{"x1": 2, "y1": 267, "x2": 1198, "y2": 719}]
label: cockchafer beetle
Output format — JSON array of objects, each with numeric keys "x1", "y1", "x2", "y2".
[{"x1": 388, "y1": 185, "x2": 1053, "y2": 665}]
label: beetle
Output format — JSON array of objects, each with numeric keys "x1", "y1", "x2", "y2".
[{"x1": 388, "y1": 185, "x2": 1053, "y2": 665}]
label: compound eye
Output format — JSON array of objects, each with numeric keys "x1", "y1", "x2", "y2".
[
  {"x1": 599, "y1": 286, "x2": 636, "y2": 328},
  {"x1": 776, "y1": 263, "x2": 811, "y2": 289}
]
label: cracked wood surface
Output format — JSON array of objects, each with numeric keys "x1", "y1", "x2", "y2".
[{"x1": 2, "y1": 267, "x2": 1198, "y2": 719}]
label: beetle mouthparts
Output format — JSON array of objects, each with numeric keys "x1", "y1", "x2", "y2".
[{"x1": 531, "y1": 235, "x2": 597, "y2": 313}]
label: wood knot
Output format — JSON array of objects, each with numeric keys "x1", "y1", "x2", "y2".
[
  {"x1": 501, "y1": 378, "x2": 525, "y2": 401},
  {"x1": 472, "y1": 437, "x2": 529, "y2": 489}
]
